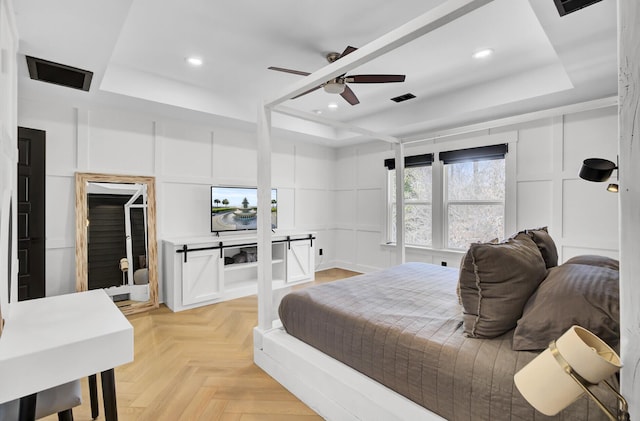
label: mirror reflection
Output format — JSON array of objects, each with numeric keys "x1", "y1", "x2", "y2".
[
  {"x1": 87, "y1": 182, "x2": 149, "y2": 302},
  {"x1": 76, "y1": 173, "x2": 158, "y2": 315}
]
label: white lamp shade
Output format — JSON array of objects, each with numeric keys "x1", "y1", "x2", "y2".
[
  {"x1": 514, "y1": 325, "x2": 621, "y2": 416},
  {"x1": 323, "y1": 82, "x2": 345, "y2": 94}
]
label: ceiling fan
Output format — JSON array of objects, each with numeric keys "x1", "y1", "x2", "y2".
[{"x1": 268, "y1": 46, "x2": 406, "y2": 105}]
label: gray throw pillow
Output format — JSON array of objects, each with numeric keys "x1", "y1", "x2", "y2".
[
  {"x1": 517, "y1": 227, "x2": 558, "y2": 269},
  {"x1": 512, "y1": 263, "x2": 619, "y2": 351},
  {"x1": 458, "y1": 234, "x2": 547, "y2": 338}
]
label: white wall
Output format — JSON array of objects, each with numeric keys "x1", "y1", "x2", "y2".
[
  {"x1": 15, "y1": 96, "x2": 619, "y2": 299},
  {"x1": 17, "y1": 97, "x2": 336, "y2": 300},
  {"x1": 333, "y1": 105, "x2": 619, "y2": 273},
  {"x1": 0, "y1": 0, "x2": 18, "y2": 313},
  {"x1": 512, "y1": 108, "x2": 619, "y2": 261}
]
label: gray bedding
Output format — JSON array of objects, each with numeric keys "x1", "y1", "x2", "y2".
[{"x1": 278, "y1": 262, "x2": 613, "y2": 420}]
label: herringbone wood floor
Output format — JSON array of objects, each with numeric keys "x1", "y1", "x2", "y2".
[{"x1": 43, "y1": 268, "x2": 359, "y2": 421}]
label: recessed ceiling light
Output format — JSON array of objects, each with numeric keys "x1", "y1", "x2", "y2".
[
  {"x1": 472, "y1": 48, "x2": 494, "y2": 59},
  {"x1": 186, "y1": 56, "x2": 203, "y2": 66},
  {"x1": 312, "y1": 109, "x2": 323, "y2": 114},
  {"x1": 327, "y1": 103, "x2": 338, "y2": 109}
]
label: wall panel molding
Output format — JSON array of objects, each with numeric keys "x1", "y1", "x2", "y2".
[
  {"x1": 153, "y1": 120, "x2": 163, "y2": 176},
  {"x1": 75, "y1": 107, "x2": 89, "y2": 171},
  {"x1": 552, "y1": 115, "x2": 564, "y2": 261},
  {"x1": 45, "y1": 238, "x2": 74, "y2": 250}
]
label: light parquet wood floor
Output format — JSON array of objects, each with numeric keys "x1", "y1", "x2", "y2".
[{"x1": 43, "y1": 268, "x2": 359, "y2": 421}]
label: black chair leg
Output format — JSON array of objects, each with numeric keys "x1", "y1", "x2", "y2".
[
  {"x1": 57, "y1": 409, "x2": 74, "y2": 421},
  {"x1": 89, "y1": 374, "x2": 99, "y2": 419},
  {"x1": 101, "y1": 369, "x2": 118, "y2": 421}
]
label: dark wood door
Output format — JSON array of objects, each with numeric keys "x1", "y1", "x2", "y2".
[{"x1": 17, "y1": 127, "x2": 46, "y2": 300}]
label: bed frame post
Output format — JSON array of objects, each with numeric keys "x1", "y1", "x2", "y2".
[
  {"x1": 618, "y1": 0, "x2": 640, "y2": 416},
  {"x1": 395, "y1": 142, "x2": 406, "y2": 264},
  {"x1": 257, "y1": 101, "x2": 273, "y2": 331}
]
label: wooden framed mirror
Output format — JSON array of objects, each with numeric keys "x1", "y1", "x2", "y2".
[{"x1": 75, "y1": 172, "x2": 158, "y2": 315}]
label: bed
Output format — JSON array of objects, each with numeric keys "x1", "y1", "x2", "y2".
[{"x1": 267, "y1": 231, "x2": 620, "y2": 420}]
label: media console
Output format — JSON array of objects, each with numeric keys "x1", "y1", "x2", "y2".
[{"x1": 163, "y1": 232, "x2": 315, "y2": 312}]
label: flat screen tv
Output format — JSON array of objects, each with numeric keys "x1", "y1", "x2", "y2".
[{"x1": 211, "y1": 186, "x2": 277, "y2": 232}]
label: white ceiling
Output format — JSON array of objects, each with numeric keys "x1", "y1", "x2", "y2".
[{"x1": 13, "y1": 0, "x2": 617, "y2": 146}]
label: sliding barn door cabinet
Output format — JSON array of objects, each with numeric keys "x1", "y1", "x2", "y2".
[{"x1": 163, "y1": 232, "x2": 315, "y2": 312}]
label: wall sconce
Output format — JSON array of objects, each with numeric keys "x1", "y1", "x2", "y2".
[
  {"x1": 514, "y1": 325, "x2": 629, "y2": 420},
  {"x1": 579, "y1": 157, "x2": 618, "y2": 192}
]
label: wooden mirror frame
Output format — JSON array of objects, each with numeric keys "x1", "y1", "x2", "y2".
[{"x1": 75, "y1": 172, "x2": 159, "y2": 315}]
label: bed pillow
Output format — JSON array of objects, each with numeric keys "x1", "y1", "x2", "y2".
[
  {"x1": 512, "y1": 263, "x2": 620, "y2": 351},
  {"x1": 564, "y1": 254, "x2": 619, "y2": 271},
  {"x1": 458, "y1": 234, "x2": 547, "y2": 338},
  {"x1": 519, "y1": 227, "x2": 558, "y2": 269}
]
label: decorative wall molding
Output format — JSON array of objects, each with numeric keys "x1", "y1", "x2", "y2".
[
  {"x1": 340, "y1": 106, "x2": 619, "y2": 271},
  {"x1": 19, "y1": 99, "x2": 336, "y2": 297}
]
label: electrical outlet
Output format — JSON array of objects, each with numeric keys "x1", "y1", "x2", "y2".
[
  {"x1": 441, "y1": 261, "x2": 447, "y2": 267},
  {"x1": 319, "y1": 248, "x2": 323, "y2": 256}
]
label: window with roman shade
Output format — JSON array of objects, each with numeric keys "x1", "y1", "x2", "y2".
[{"x1": 440, "y1": 144, "x2": 507, "y2": 249}]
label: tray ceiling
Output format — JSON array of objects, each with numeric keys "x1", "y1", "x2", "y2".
[{"x1": 14, "y1": 0, "x2": 617, "y2": 145}]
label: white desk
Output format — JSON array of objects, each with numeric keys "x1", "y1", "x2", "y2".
[{"x1": 0, "y1": 290, "x2": 133, "y2": 419}]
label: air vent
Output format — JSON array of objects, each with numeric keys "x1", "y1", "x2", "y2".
[
  {"x1": 26, "y1": 56, "x2": 93, "y2": 91},
  {"x1": 553, "y1": 0, "x2": 603, "y2": 16},
  {"x1": 391, "y1": 93, "x2": 416, "y2": 103}
]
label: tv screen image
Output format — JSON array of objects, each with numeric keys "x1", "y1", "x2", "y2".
[{"x1": 211, "y1": 186, "x2": 277, "y2": 232}]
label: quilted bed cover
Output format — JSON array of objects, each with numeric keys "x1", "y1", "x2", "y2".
[{"x1": 278, "y1": 262, "x2": 612, "y2": 420}]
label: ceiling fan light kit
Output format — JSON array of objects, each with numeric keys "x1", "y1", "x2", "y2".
[
  {"x1": 323, "y1": 80, "x2": 346, "y2": 94},
  {"x1": 268, "y1": 45, "x2": 406, "y2": 106}
]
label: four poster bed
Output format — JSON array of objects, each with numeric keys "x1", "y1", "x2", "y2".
[
  {"x1": 255, "y1": 234, "x2": 621, "y2": 420},
  {"x1": 252, "y1": 0, "x2": 627, "y2": 420}
]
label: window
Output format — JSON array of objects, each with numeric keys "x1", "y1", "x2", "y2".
[
  {"x1": 386, "y1": 154, "x2": 433, "y2": 247},
  {"x1": 385, "y1": 145, "x2": 507, "y2": 250},
  {"x1": 441, "y1": 144, "x2": 507, "y2": 249}
]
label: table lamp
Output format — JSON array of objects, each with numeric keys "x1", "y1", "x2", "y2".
[
  {"x1": 514, "y1": 325, "x2": 629, "y2": 420},
  {"x1": 119, "y1": 257, "x2": 129, "y2": 285}
]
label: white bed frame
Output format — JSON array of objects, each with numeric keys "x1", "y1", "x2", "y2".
[
  {"x1": 253, "y1": 325, "x2": 444, "y2": 421},
  {"x1": 253, "y1": 4, "x2": 493, "y2": 418},
  {"x1": 252, "y1": 0, "x2": 640, "y2": 419}
]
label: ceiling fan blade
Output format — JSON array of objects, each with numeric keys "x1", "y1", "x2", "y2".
[
  {"x1": 340, "y1": 85, "x2": 360, "y2": 105},
  {"x1": 291, "y1": 84, "x2": 323, "y2": 99},
  {"x1": 339, "y1": 46, "x2": 358, "y2": 59},
  {"x1": 346, "y1": 74, "x2": 406, "y2": 83},
  {"x1": 268, "y1": 66, "x2": 311, "y2": 76}
]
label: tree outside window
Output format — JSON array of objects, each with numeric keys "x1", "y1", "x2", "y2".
[
  {"x1": 444, "y1": 159, "x2": 505, "y2": 249},
  {"x1": 387, "y1": 145, "x2": 506, "y2": 251},
  {"x1": 389, "y1": 165, "x2": 432, "y2": 247}
]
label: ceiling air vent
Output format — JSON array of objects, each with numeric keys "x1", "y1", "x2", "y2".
[
  {"x1": 391, "y1": 93, "x2": 416, "y2": 103},
  {"x1": 26, "y1": 56, "x2": 93, "y2": 91},
  {"x1": 553, "y1": 0, "x2": 603, "y2": 16}
]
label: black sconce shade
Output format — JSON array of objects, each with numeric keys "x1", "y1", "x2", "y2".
[{"x1": 579, "y1": 158, "x2": 617, "y2": 182}]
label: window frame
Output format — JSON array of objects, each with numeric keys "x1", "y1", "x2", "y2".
[
  {"x1": 387, "y1": 166, "x2": 433, "y2": 247},
  {"x1": 384, "y1": 135, "x2": 516, "y2": 253}
]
